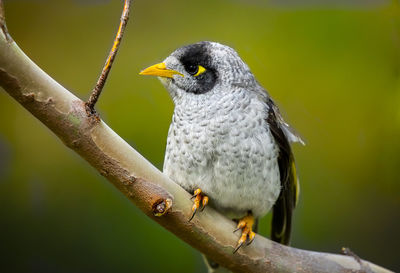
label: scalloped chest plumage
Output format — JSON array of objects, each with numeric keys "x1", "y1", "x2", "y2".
[{"x1": 163, "y1": 88, "x2": 281, "y2": 219}]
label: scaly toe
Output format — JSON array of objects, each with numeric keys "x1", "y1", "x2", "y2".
[
  {"x1": 246, "y1": 231, "x2": 256, "y2": 246},
  {"x1": 201, "y1": 196, "x2": 209, "y2": 212},
  {"x1": 235, "y1": 219, "x2": 246, "y2": 230}
]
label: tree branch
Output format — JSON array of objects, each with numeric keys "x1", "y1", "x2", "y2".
[
  {"x1": 86, "y1": 0, "x2": 132, "y2": 114},
  {"x1": 0, "y1": 6, "x2": 393, "y2": 273}
]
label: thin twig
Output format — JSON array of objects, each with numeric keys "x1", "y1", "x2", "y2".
[
  {"x1": 342, "y1": 247, "x2": 373, "y2": 273},
  {"x1": 0, "y1": 0, "x2": 4, "y2": 25},
  {"x1": 0, "y1": 0, "x2": 12, "y2": 42},
  {"x1": 86, "y1": 0, "x2": 132, "y2": 115}
]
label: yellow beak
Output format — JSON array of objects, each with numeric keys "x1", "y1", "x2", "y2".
[{"x1": 139, "y1": 62, "x2": 183, "y2": 78}]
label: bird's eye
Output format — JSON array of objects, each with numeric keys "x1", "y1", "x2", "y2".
[
  {"x1": 185, "y1": 64, "x2": 198, "y2": 75},
  {"x1": 185, "y1": 64, "x2": 206, "y2": 77}
]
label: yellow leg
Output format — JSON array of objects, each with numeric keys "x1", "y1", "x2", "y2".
[
  {"x1": 189, "y1": 188, "x2": 209, "y2": 221},
  {"x1": 233, "y1": 214, "x2": 256, "y2": 253}
]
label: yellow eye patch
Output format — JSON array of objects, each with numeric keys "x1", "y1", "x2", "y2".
[{"x1": 194, "y1": 65, "x2": 206, "y2": 77}]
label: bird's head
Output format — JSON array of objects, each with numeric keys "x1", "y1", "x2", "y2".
[{"x1": 140, "y1": 41, "x2": 257, "y2": 101}]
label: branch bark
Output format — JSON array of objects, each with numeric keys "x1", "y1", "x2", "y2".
[{"x1": 0, "y1": 8, "x2": 393, "y2": 273}]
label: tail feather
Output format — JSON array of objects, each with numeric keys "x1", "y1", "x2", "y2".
[
  {"x1": 271, "y1": 192, "x2": 292, "y2": 245},
  {"x1": 271, "y1": 160, "x2": 298, "y2": 245}
]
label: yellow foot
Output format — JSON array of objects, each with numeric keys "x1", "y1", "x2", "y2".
[
  {"x1": 233, "y1": 214, "x2": 256, "y2": 253},
  {"x1": 189, "y1": 188, "x2": 209, "y2": 221}
]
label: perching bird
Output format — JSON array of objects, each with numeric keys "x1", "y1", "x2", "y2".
[{"x1": 140, "y1": 41, "x2": 303, "y2": 255}]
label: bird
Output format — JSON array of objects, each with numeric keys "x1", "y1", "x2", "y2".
[{"x1": 139, "y1": 41, "x2": 304, "y2": 257}]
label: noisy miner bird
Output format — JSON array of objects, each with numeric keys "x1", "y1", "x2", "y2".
[{"x1": 140, "y1": 41, "x2": 304, "y2": 254}]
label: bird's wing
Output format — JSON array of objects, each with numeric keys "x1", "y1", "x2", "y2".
[
  {"x1": 266, "y1": 98, "x2": 300, "y2": 245},
  {"x1": 270, "y1": 100, "x2": 305, "y2": 145}
]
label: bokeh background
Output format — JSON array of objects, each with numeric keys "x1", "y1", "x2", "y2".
[{"x1": 1, "y1": 0, "x2": 399, "y2": 272}]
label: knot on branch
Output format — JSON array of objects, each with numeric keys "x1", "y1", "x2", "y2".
[{"x1": 153, "y1": 198, "x2": 172, "y2": 217}]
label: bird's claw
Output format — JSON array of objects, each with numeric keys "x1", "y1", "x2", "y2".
[
  {"x1": 233, "y1": 214, "x2": 256, "y2": 253},
  {"x1": 233, "y1": 241, "x2": 244, "y2": 253},
  {"x1": 189, "y1": 207, "x2": 197, "y2": 222},
  {"x1": 188, "y1": 188, "x2": 208, "y2": 221}
]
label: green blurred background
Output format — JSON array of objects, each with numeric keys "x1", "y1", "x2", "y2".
[{"x1": 1, "y1": 0, "x2": 399, "y2": 272}]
